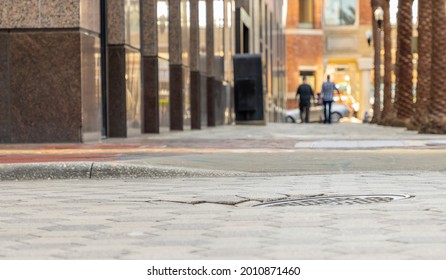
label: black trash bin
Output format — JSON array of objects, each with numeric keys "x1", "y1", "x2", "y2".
[{"x1": 233, "y1": 54, "x2": 265, "y2": 125}]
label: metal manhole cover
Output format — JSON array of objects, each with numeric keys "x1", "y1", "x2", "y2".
[{"x1": 253, "y1": 194, "x2": 413, "y2": 208}]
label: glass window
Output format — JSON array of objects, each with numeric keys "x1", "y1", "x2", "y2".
[
  {"x1": 125, "y1": 0, "x2": 140, "y2": 48},
  {"x1": 299, "y1": 0, "x2": 314, "y2": 28},
  {"x1": 324, "y1": 0, "x2": 356, "y2": 26},
  {"x1": 157, "y1": 0, "x2": 169, "y2": 60}
]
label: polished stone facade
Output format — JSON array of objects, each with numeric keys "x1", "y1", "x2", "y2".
[
  {"x1": 1, "y1": 0, "x2": 287, "y2": 143},
  {"x1": 0, "y1": 0, "x2": 102, "y2": 143},
  {"x1": 0, "y1": 31, "x2": 101, "y2": 143}
]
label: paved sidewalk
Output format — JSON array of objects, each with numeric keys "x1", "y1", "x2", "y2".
[
  {"x1": 1, "y1": 173, "x2": 446, "y2": 259},
  {"x1": 1, "y1": 123, "x2": 446, "y2": 259},
  {"x1": 1, "y1": 123, "x2": 446, "y2": 179}
]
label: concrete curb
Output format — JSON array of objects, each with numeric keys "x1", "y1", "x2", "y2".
[{"x1": 0, "y1": 162, "x2": 247, "y2": 181}]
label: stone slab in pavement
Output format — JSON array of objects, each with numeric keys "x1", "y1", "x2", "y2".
[{"x1": 1, "y1": 172, "x2": 446, "y2": 259}]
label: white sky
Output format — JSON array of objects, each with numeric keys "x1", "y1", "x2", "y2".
[{"x1": 389, "y1": 0, "x2": 418, "y2": 24}]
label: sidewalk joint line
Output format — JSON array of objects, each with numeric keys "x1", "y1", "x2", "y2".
[{"x1": 89, "y1": 162, "x2": 94, "y2": 179}]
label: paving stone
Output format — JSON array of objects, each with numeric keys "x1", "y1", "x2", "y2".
[{"x1": 1, "y1": 173, "x2": 446, "y2": 259}]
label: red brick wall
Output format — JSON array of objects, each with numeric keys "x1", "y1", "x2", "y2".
[
  {"x1": 360, "y1": 0, "x2": 372, "y2": 25},
  {"x1": 287, "y1": 0, "x2": 323, "y2": 28},
  {"x1": 286, "y1": 0, "x2": 324, "y2": 109},
  {"x1": 287, "y1": 0, "x2": 299, "y2": 27},
  {"x1": 314, "y1": 0, "x2": 323, "y2": 29},
  {"x1": 286, "y1": 34, "x2": 323, "y2": 93}
]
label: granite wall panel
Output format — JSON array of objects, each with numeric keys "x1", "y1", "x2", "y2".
[
  {"x1": 39, "y1": 0, "x2": 80, "y2": 28},
  {"x1": 108, "y1": 0, "x2": 125, "y2": 44},
  {"x1": 142, "y1": 56, "x2": 159, "y2": 133},
  {"x1": 169, "y1": 0, "x2": 182, "y2": 65},
  {"x1": 80, "y1": 33, "x2": 102, "y2": 142},
  {"x1": 0, "y1": 32, "x2": 11, "y2": 142},
  {"x1": 108, "y1": 45, "x2": 127, "y2": 137},
  {"x1": 2, "y1": 0, "x2": 40, "y2": 29},
  {"x1": 206, "y1": 0, "x2": 214, "y2": 76},
  {"x1": 181, "y1": 0, "x2": 190, "y2": 66},
  {"x1": 200, "y1": 73, "x2": 207, "y2": 126},
  {"x1": 0, "y1": 4, "x2": 7, "y2": 27},
  {"x1": 170, "y1": 65, "x2": 184, "y2": 130},
  {"x1": 189, "y1": 0, "x2": 200, "y2": 71},
  {"x1": 9, "y1": 32, "x2": 82, "y2": 143},
  {"x1": 190, "y1": 70, "x2": 201, "y2": 129},
  {"x1": 1, "y1": 0, "x2": 99, "y2": 33},
  {"x1": 207, "y1": 76, "x2": 215, "y2": 126},
  {"x1": 141, "y1": 0, "x2": 158, "y2": 56}
]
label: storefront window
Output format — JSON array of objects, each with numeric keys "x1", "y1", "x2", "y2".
[
  {"x1": 324, "y1": 0, "x2": 356, "y2": 26},
  {"x1": 299, "y1": 0, "x2": 314, "y2": 28}
]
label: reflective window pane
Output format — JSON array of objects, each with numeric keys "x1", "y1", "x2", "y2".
[{"x1": 324, "y1": 0, "x2": 356, "y2": 26}]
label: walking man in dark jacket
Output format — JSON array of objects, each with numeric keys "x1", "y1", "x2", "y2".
[{"x1": 296, "y1": 76, "x2": 315, "y2": 123}]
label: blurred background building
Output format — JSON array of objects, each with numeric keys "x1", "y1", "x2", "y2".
[
  {"x1": 0, "y1": 0, "x2": 287, "y2": 143},
  {"x1": 286, "y1": 0, "x2": 373, "y2": 119}
]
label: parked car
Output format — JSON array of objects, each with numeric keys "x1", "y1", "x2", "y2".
[{"x1": 284, "y1": 103, "x2": 351, "y2": 123}]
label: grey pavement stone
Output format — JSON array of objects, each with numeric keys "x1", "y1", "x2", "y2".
[
  {"x1": 1, "y1": 173, "x2": 446, "y2": 259},
  {"x1": 39, "y1": 224, "x2": 110, "y2": 232}
]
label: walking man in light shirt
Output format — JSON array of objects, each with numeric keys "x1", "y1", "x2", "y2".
[{"x1": 321, "y1": 75, "x2": 340, "y2": 124}]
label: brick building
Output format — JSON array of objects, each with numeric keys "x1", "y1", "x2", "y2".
[
  {"x1": 286, "y1": 0, "x2": 373, "y2": 119},
  {"x1": 0, "y1": 0, "x2": 286, "y2": 143}
]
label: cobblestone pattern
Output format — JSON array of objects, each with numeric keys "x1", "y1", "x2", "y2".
[{"x1": 1, "y1": 173, "x2": 446, "y2": 259}]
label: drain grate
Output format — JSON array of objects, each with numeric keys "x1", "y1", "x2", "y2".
[{"x1": 253, "y1": 194, "x2": 412, "y2": 208}]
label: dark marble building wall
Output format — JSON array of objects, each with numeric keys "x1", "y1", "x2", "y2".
[
  {"x1": 169, "y1": 65, "x2": 184, "y2": 130},
  {"x1": 0, "y1": 32, "x2": 11, "y2": 143},
  {"x1": 190, "y1": 70, "x2": 201, "y2": 129},
  {"x1": 142, "y1": 56, "x2": 159, "y2": 133},
  {"x1": 189, "y1": 0, "x2": 201, "y2": 129},
  {"x1": 206, "y1": 0, "x2": 215, "y2": 127},
  {"x1": 141, "y1": 0, "x2": 159, "y2": 133},
  {"x1": 8, "y1": 32, "x2": 83, "y2": 143},
  {"x1": 0, "y1": 1, "x2": 103, "y2": 143},
  {"x1": 107, "y1": 45, "x2": 127, "y2": 137},
  {"x1": 107, "y1": 0, "x2": 141, "y2": 137}
]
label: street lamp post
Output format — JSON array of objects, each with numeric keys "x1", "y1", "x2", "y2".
[{"x1": 371, "y1": 2, "x2": 384, "y2": 123}]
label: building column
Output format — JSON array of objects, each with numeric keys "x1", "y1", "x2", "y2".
[
  {"x1": 107, "y1": 0, "x2": 127, "y2": 137},
  {"x1": 206, "y1": 0, "x2": 216, "y2": 126},
  {"x1": 0, "y1": 0, "x2": 102, "y2": 143},
  {"x1": 358, "y1": 58, "x2": 373, "y2": 120},
  {"x1": 190, "y1": 0, "x2": 201, "y2": 129},
  {"x1": 141, "y1": 0, "x2": 160, "y2": 133},
  {"x1": 169, "y1": 0, "x2": 184, "y2": 131}
]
